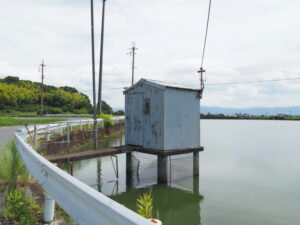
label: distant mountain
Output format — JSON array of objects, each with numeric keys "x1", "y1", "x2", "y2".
[{"x1": 201, "y1": 106, "x2": 300, "y2": 116}]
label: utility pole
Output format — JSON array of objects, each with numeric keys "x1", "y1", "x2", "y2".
[
  {"x1": 97, "y1": 0, "x2": 107, "y2": 114},
  {"x1": 39, "y1": 60, "x2": 46, "y2": 115},
  {"x1": 197, "y1": 67, "x2": 205, "y2": 99},
  {"x1": 90, "y1": 0, "x2": 97, "y2": 149},
  {"x1": 128, "y1": 42, "x2": 137, "y2": 86}
]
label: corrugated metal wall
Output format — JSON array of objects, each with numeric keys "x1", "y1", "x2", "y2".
[
  {"x1": 125, "y1": 84, "x2": 164, "y2": 149},
  {"x1": 164, "y1": 89, "x2": 200, "y2": 150},
  {"x1": 125, "y1": 82, "x2": 200, "y2": 150},
  {"x1": 142, "y1": 84, "x2": 164, "y2": 149}
]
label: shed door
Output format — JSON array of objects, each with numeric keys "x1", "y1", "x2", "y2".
[{"x1": 126, "y1": 93, "x2": 143, "y2": 146}]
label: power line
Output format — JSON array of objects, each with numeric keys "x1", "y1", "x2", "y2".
[
  {"x1": 133, "y1": 77, "x2": 300, "y2": 87},
  {"x1": 74, "y1": 77, "x2": 300, "y2": 94},
  {"x1": 200, "y1": 0, "x2": 212, "y2": 68},
  {"x1": 197, "y1": 0, "x2": 213, "y2": 98},
  {"x1": 206, "y1": 77, "x2": 300, "y2": 86}
]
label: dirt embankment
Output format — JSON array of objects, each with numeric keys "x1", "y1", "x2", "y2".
[{"x1": 38, "y1": 122, "x2": 124, "y2": 156}]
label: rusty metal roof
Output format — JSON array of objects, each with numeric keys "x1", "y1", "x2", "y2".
[{"x1": 124, "y1": 78, "x2": 200, "y2": 94}]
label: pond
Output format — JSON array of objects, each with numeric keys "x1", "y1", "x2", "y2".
[{"x1": 59, "y1": 120, "x2": 300, "y2": 225}]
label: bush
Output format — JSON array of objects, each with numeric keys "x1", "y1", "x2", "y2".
[
  {"x1": 99, "y1": 113, "x2": 114, "y2": 128},
  {"x1": 3, "y1": 189, "x2": 42, "y2": 225},
  {"x1": 113, "y1": 110, "x2": 125, "y2": 116}
]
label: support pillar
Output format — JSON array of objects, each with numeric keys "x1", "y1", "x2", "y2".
[
  {"x1": 126, "y1": 152, "x2": 133, "y2": 187},
  {"x1": 193, "y1": 151, "x2": 199, "y2": 176},
  {"x1": 43, "y1": 193, "x2": 55, "y2": 224},
  {"x1": 157, "y1": 155, "x2": 168, "y2": 184}
]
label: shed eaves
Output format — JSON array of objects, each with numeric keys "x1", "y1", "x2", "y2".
[{"x1": 123, "y1": 78, "x2": 200, "y2": 94}]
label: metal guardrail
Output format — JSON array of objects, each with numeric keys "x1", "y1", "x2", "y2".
[
  {"x1": 15, "y1": 117, "x2": 153, "y2": 225},
  {"x1": 45, "y1": 114, "x2": 93, "y2": 117}
]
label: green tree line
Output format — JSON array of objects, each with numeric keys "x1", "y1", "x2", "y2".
[{"x1": 0, "y1": 76, "x2": 114, "y2": 114}]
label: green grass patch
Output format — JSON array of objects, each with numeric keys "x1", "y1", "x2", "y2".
[
  {"x1": 0, "y1": 117, "x2": 66, "y2": 127},
  {"x1": 284, "y1": 116, "x2": 300, "y2": 120},
  {"x1": 0, "y1": 141, "x2": 31, "y2": 191}
]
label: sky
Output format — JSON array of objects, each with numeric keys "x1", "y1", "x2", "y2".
[{"x1": 0, "y1": 0, "x2": 300, "y2": 109}]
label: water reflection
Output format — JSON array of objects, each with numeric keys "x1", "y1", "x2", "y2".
[{"x1": 59, "y1": 135, "x2": 204, "y2": 225}]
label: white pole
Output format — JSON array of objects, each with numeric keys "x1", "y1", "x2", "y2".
[
  {"x1": 34, "y1": 125, "x2": 37, "y2": 148},
  {"x1": 46, "y1": 125, "x2": 50, "y2": 142},
  {"x1": 67, "y1": 122, "x2": 70, "y2": 145},
  {"x1": 43, "y1": 192, "x2": 55, "y2": 224},
  {"x1": 60, "y1": 123, "x2": 63, "y2": 135}
]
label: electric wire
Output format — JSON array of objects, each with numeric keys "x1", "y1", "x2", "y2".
[
  {"x1": 77, "y1": 77, "x2": 300, "y2": 93},
  {"x1": 200, "y1": 0, "x2": 213, "y2": 68}
]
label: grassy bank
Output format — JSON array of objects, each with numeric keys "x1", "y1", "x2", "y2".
[
  {"x1": 0, "y1": 117, "x2": 66, "y2": 127},
  {"x1": 201, "y1": 114, "x2": 300, "y2": 120},
  {"x1": 0, "y1": 141, "x2": 73, "y2": 224}
]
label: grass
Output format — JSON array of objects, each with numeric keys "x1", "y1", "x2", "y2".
[
  {"x1": 285, "y1": 116, "x2": 300, "y2": 120},
  {"x1": 0, "y1": 117, "x2": 66, "y2": 127},
  {"x1": 0, "y1": 111, "x2": 38, "y2": 117},
  {"x1": 0, "y1": 141, "x2": 31, "y2": 191}
]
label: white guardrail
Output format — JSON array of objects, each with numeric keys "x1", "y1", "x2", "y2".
[{"x1": 15, "y1": 117, "x2": 153, "y2": 225}]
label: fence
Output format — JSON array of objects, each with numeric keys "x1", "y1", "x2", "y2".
[{"x1": 15, "y1": 117, "x2": 153, "y2": 225}]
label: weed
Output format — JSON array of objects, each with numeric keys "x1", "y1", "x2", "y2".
[
  {"x1": 0, "y1": 141, "x2": 31, "y2": 191},
  {"x1": 136, "y1": 188, "x2": 153, "y2": 219},
  {"x1": 3, "y1": 188, "x2": 42, "y2": 225}
]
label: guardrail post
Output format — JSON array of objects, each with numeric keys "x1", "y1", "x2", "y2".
[
  {"x1": 43, "y1": 192, "x2": 55, "y2": 224},
  {"x1": 34, "y1": 124, "x2": 37, "y2": 147},
  {"x1": 67, "y1": 122, "x2": 70, "y2": 145},
  {"x1": 88, "y1": 120, "x2": 90, "y2": 129},
  {"x1": 60, "y1": 123, "x2": 63, "y2": 135},
  {"x1": 46, "y1": 125, "x2": 50, "y2": 142},
  {"x1": 80, "y1": 120, "x2": 82, "y2": 131}
]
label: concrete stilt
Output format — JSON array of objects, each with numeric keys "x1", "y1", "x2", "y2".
[
  {"x1": 157, "y1": 155, "x2": 168, "y2": 184},
  {"x1": 126, "y1": 152, "x2": 133, "y2": 187},
  {"x1": 43, "y1": 193, "x2": 55, "y2": 224},
  {"x1": 193, "y1": 172, "x2": 200, "y2": 195},
  {"x1": 193, "y1": 152, "x2": 199, "y2": 176}
]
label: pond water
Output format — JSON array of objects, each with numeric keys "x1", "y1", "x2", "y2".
[{"x1": 59, "y1": 120, "x2": 300, "y2": 225}]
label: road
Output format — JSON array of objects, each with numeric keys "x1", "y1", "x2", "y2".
[
  {"x1": 0, "y1": 125, "x2": 23, "y2": 150},
  {"x1": 0, "y1": 118, "x2": 80, "y2": 151}
]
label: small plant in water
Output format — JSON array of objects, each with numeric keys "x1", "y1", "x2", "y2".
[{"x1": 136, "y1": 188, "x2": 153, "y2": 219}]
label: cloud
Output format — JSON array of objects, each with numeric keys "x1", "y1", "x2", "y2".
[{"x1": 0, "y1": 0, "x2": 300, "y2": 108}]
